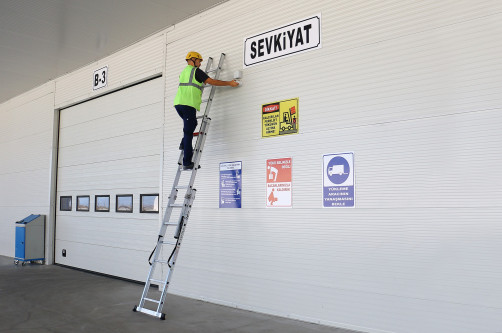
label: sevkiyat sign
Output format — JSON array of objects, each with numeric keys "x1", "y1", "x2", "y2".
[{"x1": 244, "y1": 14, "x2": 321, "y2": 68}]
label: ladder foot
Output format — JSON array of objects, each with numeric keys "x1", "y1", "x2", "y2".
[
  {"x1": 160, "y1": 313, "x2": 166, "y2": 320},
  {"x1": 132, "y1": 305, "x2": 137, "y2": 312}
]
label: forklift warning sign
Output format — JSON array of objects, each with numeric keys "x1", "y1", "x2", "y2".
[
  {"x1": 262, "y1": 98, "x2": 299, "y2": 138},
  {"x1": 266, "y1": 157, "x2": 292, "y2": 207}
]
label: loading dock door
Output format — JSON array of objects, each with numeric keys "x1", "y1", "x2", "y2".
[{"x1": 55, "y1": 78, "x2": 163, "y2": 281}]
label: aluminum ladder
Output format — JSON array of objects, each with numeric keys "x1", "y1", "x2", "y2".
[{"x1": 133, "y1": 53, "x2": 226, "y2": 320}]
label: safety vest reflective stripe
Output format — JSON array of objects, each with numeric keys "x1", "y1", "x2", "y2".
[{"x1": 178, "y1": 67, "x2": 203, "y2": 91}]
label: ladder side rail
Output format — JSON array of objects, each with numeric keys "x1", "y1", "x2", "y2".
[
  {"x1": 161, "y1": 152, "x2": 184, "y2": 225},
  {"x1": 202, "y1": 54, "x2": 225, "y2": 118},
  {"x1": 173, "y1": 188, "x2": 194, "y2": 239},
  {"x1": 157, "y1": 190, "x2": 196, "y2": 314},
  {"x1": 138, "y1": 266, "x2": 156, "y2": 309},
  {"x1": 190, "y1": 119, "x2": 211, "y2": 188},
  {"x1": 138, "y1": 150, "x2": 184, "y2": 309},
  {"x1": 200, "y1": 56, "x2": 213, "y2": 94}
]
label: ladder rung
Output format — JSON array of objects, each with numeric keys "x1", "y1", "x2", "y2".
[
  {"x1": 144, "y1": 298, "x2": 161, "y2": 304},
  {"x1": 169, "y1": 204, "x2": 184, "y2": 208},
  {"x1": 136, "y1": 307, "x2": 163, "y2": 318},
  {"x1": 163, "y1": 222, "x2": 179, "y2": 226},
  {"x1": 201, "y1": 98, "x2": 212, "y2": 103},
  {"x1": 154, "y1": 260, "x2": 169, "y2": 264},
  {"x1": 149, "y1": 278, "x2": 166, "y2": 285},
  {"x1": 175, "y1": 185, "x2": 189, "y2": 189},
  {"x1": 161, "y1": 240, "x2": 177, "y2": 245}
]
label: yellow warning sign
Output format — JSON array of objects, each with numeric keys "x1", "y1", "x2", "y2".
[{"x1": 262, "y1": 98, "x2": 299, "y2": 138}]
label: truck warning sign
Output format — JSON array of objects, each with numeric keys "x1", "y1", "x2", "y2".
[
  {"x1": 322, "y1": 153, "x2": 355, "y2": 208},
  {"x1": 262, "y1": 98, "x2": 299, "y2": 138}
]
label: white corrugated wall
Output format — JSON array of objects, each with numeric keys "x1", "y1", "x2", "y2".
[
  {"x1": 162, "y1": 1, "x2": 502, "y2": 332},
  {"x1": 0, "y1": 83, "x2": 55, "y2": 257}
]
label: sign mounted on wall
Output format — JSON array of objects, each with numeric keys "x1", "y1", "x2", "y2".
[
  {"x1": 322, "y1": 153, "x2": 355, "y2": 208},
  {"x1": 93, "y1": 66, "x2": 108, "y2": 91},
  {"x1": 220, "y1": 161, "x2": 242, "y2": 208},
  {"x1": 244, "y1": 14, "x2": 321, "y2": 68},
  {"x1": 266, "y1": 158, "x2": 292, "y2": 208},
  {"x1": 262, "y1": 98, "x2": 299, "y2": 137}
]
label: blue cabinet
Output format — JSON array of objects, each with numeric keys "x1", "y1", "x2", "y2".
[
  {"x1": 15, "y1": 226, "x2": 26, "y2": 259},
  {"x1": 14, "y1": 214, "x2": 45, "y2": 265}
]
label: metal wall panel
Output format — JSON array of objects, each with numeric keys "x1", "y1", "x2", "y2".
[
  {"x1": 55, "y1": 78, "x2": 164, "y2": 281},
  {"x1": 54, "y1": 33, "x2": 165, "y2": 109},
  {"x1": 0, "y1": 83, "x2": 55, "y2": 257},
  {"x1": 162, "y1": 1, "x2": 502, "y2": 332}
]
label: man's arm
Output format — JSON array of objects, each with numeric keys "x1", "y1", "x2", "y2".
[{"x1": 205, "y1": 77, "x2": 240, "y2": 87}]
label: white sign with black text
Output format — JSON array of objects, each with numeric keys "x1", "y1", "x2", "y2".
[
  {"x1": 243, "y1": 14, "x2": 321, "y2": 68},
  {"x1": 93, "y1": 66, "x2": 108, "y2": 91}
]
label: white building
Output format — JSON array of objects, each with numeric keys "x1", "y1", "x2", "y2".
[{"x1": 1, "y1": 1, "x2": 502, "y2": 332}]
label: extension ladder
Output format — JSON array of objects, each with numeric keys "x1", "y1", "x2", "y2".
[{"x1": 133, "y1": 53, "x2": 226, "y2": 319}]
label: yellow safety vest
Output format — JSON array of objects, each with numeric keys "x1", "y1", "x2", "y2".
[{"x1": 173, "y1": 65, "x2": 204, "y2": 110}]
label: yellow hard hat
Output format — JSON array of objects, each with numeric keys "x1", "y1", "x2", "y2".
[{"x1": 185, "y1": 51, "x2": 203, "y2": 61}]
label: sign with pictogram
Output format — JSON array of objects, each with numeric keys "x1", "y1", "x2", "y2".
[
  {"x1": 322, "y1": 153, "x2": 355, "y2": 208},
  {"x1": 262, "y1": 98, "x2": 299, "y2": 138},
  {"x1": 266, "y1": 157, "x2": 292, "y2": 207},
  {"x1": 220, "y1": 161, "x2": 242, "y2": 208}
]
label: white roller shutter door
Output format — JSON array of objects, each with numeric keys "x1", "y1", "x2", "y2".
[{"x1": 55, "y1": 78, "x2": 163, "y2": 281}]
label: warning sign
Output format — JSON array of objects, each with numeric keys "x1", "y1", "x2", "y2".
[
  {"x1": 262, "y1": 98, "x2": 299, "y2": 138},
  {"x1": 266, "y1": 157, "x2": 292, "y2": 207},
  {"x1": 322, "y1": 153, "x2": 355, "y2": 208}
]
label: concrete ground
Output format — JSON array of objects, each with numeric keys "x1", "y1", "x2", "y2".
[{"x1": 0, "y1": 255, "x2": 359, "y2": 333}]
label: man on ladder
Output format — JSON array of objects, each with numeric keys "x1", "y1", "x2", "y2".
[
  {"x1": 174, "y1": 51, "x2": 239, "y2": 170},
  {"x1": 134, "y1": 52, "x2": 234, "y2": 320}
]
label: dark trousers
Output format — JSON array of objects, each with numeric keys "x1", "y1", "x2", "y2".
[{"x1": 175, "y1": 104, "x2": 198, "y2": 166}]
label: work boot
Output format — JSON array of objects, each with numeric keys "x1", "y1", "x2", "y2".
[{"x1": 183, "y1": 162, "x2": 194, "y2": 170}]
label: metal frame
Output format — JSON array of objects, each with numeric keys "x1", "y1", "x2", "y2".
[
  {"x1": 95, "y1": 195, "x2": 110, "y2": 212},
  {"x1": 140, "y1": 194, "x2": 159, "y2": 213},
  {"x1": 59, "y1": 196, "x2": 72, "y2": 211},
  {"x1": 116, "y1": 194, "x2": 133, "y2": 213},
  {"x1": 76, "y1": 195, "x2": 90, "y2": 211}
]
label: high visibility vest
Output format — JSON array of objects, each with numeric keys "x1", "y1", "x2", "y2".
[{"x1": 173, "y1": 65, "x2": 204, "y2": 110}]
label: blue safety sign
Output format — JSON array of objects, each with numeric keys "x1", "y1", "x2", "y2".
[
  {"x1": 322, "y1": 153, "x2": 355, "y2": 208},
  {"x1": 220, "y1": 161, "x2": 242, "y2": 208}
]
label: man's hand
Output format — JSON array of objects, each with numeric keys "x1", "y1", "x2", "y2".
[{"x1": 205, "y1": 77, "x2": 240, "y2": 87}]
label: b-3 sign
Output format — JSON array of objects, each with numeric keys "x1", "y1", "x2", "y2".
[{"x1": 244, "y1": 14, "x2": 321, "y2": 67}]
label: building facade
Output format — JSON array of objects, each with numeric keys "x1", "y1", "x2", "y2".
[{"x1": 1, "y1": 1, "x2": 502, "y2": 332}]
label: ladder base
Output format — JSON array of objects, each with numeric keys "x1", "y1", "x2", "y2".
[{"x1": 133, "y1": 306, "x2": 165, "y2": 320}]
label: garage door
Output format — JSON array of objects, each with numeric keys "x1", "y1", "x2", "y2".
[{"x1": 55, "y1": 78, "x2": 163, "y2": 281}]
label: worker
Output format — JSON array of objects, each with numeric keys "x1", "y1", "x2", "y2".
[{"x1": 174, "y1": 51, "x2": 240, "y2": 170}]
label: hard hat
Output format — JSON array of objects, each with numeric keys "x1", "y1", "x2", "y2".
[{"x1": 185, "y1": 51, "x2": 203, "y2": 61}]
